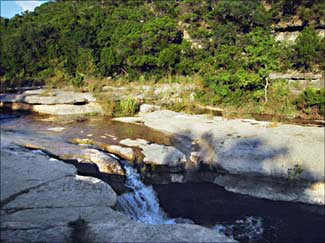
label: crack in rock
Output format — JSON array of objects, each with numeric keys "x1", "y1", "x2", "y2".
[
  {"x1": 3, "y1": 205, "x2": 111, "y2": 215},
  {"x1": 0, "y1": 175, "x2": 74, "y2": 209}
]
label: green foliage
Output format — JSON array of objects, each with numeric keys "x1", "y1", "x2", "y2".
[
  {"x1": 96, "y1": 95, "x2": 139, "y2": 117},
  {"x1": 118, "y1": 97, "x2": 139, "y2": 116},
  {"x1": 296, "y1": 87, "x2": 325, "y2": 116},
  {"x1": 204, "y1": 28, "x2": 283, "y2": 105},
  {"x1": 267, "y1": 0, "x2": 325, "y2": 23},
  {"x1": 0, "y1": 0, "x2": 323, "y2": 120},
  {"x1": 208, "y1": 0, "x2": 271, "y2": 33},
  {"x1": 70, "y1": 73, "x2": 85, "y2": 88},
  {"x1": 287, "y1": 164, "x2": 303, "y2": 181},
  {"x1": 292, "y1": 27, "x2": 322, "y2": 70}
]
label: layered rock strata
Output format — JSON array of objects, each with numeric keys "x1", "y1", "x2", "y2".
[{"x1": 0, "y1": 89, "x2": 103, "y2": 115}]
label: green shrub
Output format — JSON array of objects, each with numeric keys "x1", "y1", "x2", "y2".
[
  {"x1": 117, "y1": 97, "x2": 139, "y2": 116},
  {"x1": 296, "y1": 87, "x2": 325, "y2": 116},
  {"x1": 70, "y1": 73, "x2": 85, "y2": 88}
]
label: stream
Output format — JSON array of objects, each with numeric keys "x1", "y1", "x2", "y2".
[{"x1": 1, "y1": 111, "x2": 325, "y2": 243}]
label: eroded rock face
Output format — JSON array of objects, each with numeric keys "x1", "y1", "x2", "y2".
[
  {"x1": 81, "y1": 148, "x2": 125, "y2": 175},
  {"x1": 274, "y1": 29, "x2": 325, "y2": 42},
  {"x1": 71, "y1": 138, "x2": 136, "y2": 162},
  {"x1": 103, "y1": 145, "x2": 136, "y2": 162},
  {"x1": 1, "y1": 130, "x2": 127, "y2": 193},
  {"x1": 116, "y1": 111, "x2": 325, "y2": 182}
]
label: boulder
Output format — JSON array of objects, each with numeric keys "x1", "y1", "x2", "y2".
[
  {"x1": 32, "y1": 103, "x2": 103, "y2": 115},
  {"x1": 81, "y1": 148, "x2": 125, "y2": 175},
  {"x1": 139, "y1": 104, "x2": 161, "y2": 113},
  {"x1": 120, "y1": 138, "x2": 187, "y2": 167},
  {"x1": 102, "y1": 145, "x2": 136, "y2": 162},
  {"x1": 71, "y1": 138, "x2": 136, "y2": 162},
  {"x1": 0, "y1": 89, "x2": 103, "y2": 115},
  {"x1": 0, "y1": 89, "x2": 96, "y2": 105}
]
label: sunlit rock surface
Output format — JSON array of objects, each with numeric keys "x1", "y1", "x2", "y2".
[
  {"x1": 0, "y1": 89, "x2": 103, "y2": 115},
  {"x1": 115, "y1": 110, "x2": 325, "y2": 205},
  {"x1": 120, "y1": 138, "x2": 187, "y2": 167}
]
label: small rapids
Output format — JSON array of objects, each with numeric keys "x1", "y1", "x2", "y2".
[
  {"x1": 116, "y1": 163, "x2": 264, "y2": 242},
  {"x1": 213, "y1": 216, "x2": 264, "y2": 243},
  {"x1": 116, "y1": 164, "x2": 175, "y2": 224}
]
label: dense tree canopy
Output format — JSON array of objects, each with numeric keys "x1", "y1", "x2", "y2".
[{"x1": 0, "y1": 0, "x2": 323, "y2": 95}]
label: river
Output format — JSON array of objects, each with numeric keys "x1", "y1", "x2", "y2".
[{"x1": 1, "y1": 111, "x2": 324, "y2": 243}]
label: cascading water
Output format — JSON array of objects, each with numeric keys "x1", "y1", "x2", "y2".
[{"x1": 117, "y1": 164, "x2": 175, "y2": 224}]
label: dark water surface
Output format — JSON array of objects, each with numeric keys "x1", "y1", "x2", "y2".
[{"x1": 154, "y1": 182, "x2": 325, "y2": 243}]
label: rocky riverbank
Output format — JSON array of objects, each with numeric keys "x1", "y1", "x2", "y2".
[
  {"x1": 1, "y1": 102, "x2": 324, "y2": 242},
  {"x1": 115, "y1": 109, "x2": 325, "y2": 205},
  {"x1": 0, "y1": 123, "x2": 235, "y2": 243},
  {"x1": 1, "y1": 87, "x2": 324, "y2": 206}
]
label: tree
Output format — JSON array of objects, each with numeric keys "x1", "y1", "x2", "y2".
[{"x1": 292, "y1": 26, "x2": 322, "y2": 70}]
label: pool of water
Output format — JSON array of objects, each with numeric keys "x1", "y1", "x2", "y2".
[
  {"x1": 154, "y1": 182, "x2": 325, "y2": 243},
  {"x1": 0, "y1": 111, "x2": 171, "y2": 146}
]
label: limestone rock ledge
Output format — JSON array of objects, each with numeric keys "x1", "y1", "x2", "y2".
[
  {"x1": 0, "y1": 140, "x2": 235, "y2": 243},
  {"x1": 0, "y1": 89, "x2": 103, "y2": 115},
  {"x1": 114, "y1": 110, "x2": 325, "y2": 205}
]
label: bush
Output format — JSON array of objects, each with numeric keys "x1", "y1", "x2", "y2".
[
  {"x1": 70, "y1": 73, "x2": 85, "y2": 88},
  {"x1": 116, "y1": 97, "x2": 139, "y2": 116},
  {"x1": 296, "y1": 87, "x2": 325, "y2": 116}
]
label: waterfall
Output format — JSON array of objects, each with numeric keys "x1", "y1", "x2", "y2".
[{"x1": 117, "y1": 164, "x2": 175, "y2": 224}]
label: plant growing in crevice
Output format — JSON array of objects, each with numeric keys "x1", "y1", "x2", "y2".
[{"x1": 287, "y1": 164, "x2": 303, "y2": 181}]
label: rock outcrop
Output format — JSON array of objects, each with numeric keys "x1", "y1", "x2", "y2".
[
  {"x1": 269, "y1": 72, "x2": 324, "y2": 92},
  {"x1": 80, "y1": 148, "x2": 125, "y2": 175},
  {"x1": 139, "y1": 104, "x2": 161, "y2": 113},
  {"x1": 114, "y1": 110, "x2": 325, "y2": 205},
  {"x1": 120, "y1": 138, "x2": 187, "y2": 167},
  {"x1": 0, "y1": 89, "x2": 103, "y2": 115},
  {"x1": 71, "y1": 138, "x2": 136, "y2": 162},
  {"x1": 0, "y1": 130, "x2": 235, "y2": 243},
  {"x1": 0, "y1": 89, "x2": 96, "y2": 104},
  {"x1": 2, "y1": 130, "x2": 127, "y2": 193}
]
